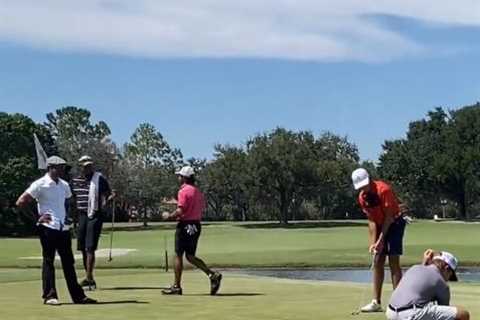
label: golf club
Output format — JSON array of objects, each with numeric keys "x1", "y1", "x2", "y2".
[
  {"x1": 351, "y1": 253, "x2": 377, "y2": 316},
  {"x1": 108, "y1": 198, "x2": 115, "y2": 262}
]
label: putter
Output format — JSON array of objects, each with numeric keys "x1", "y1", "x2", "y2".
[
  {"x1": 108, "y1": 199, "x2": 115, "y2": 262},
  {"x1": 351, "y1": 253, "x2": 377, "y2": 316}
]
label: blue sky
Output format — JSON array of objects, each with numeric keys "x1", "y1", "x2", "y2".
[{"x1": 1, "y1": 1, "x2": 479, "y2": 161}]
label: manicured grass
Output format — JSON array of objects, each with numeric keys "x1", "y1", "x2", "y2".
[
  {"x1": 1, "y1": 221, "x2": 479, "y2": 269},
  {"x1": 1, "y1": 221, "x2": 479, "y2": 320},
  {"x1": 1, "y1": 269, "x2": 479, "y2": 320}
]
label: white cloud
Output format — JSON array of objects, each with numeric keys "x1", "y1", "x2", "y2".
[{"x1": 0, "y1": 0, "x2": 478, "y2": 62}]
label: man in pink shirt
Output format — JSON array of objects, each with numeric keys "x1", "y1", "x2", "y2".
[{"x1": 161, "y1": 166, "x2": 222, "y2": 295}]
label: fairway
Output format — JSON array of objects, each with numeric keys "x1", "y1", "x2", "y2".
[{"x1": 1, "y1": 221, "x2": 480, "y2": 269}]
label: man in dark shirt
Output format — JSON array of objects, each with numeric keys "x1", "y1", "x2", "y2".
[{"x1": 71, "y1": 155, "x2": 112, "y2": 290}]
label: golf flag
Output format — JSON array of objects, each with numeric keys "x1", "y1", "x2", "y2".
[{"x1": 33, "y1": 133, "x2": 48, "y2": 170}]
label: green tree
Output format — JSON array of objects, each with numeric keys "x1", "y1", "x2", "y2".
[
  {"x1": 379, "y1": 104, "x2": 480, "y2": 219},
  {"x1": 0, "y1": 112, "x2": 55, "y2": 235},
  {"x1": 199, "y1": 145, "x2": 251, "y2": 221},
  {"x1": 122, "y1": 123, "x2": 183, "y2": 226},
  {"x1": 45, "y1": 106, "x2": 114, "y2": 173}
]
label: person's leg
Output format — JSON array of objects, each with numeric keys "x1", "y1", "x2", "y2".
[
  {"x1": 185, "y1": 254, "x2": 212, "y2": 275},
  {"x1": 184, "y1": 224, "x2": 213, "y2": 275},
  {"x1": 38, "y1": 226, "x2": 58, "y2": 301},
  {"x1": 373, "y1": 254, "x2": 386, "y2": 304},
  {"x1": 417, "y1": 304, "x2": 465, "y2": 320},
  {"x1": 85, "y1": 215, "x2": 103, "y2": 282},
  {"x1": 174, "y1": 254, "x2": 183, "y2": 287},
  {"x1": 86, "y1": 252, "x2": 95, "y2": 281},
  {"x1": 56, "y1": 231, "x2": 87, "y2": 303},
  {"x1": 386, "y1": 217, "x2": 405, "y2": 289},
  {"x1": 162, "y1": 224, "x2": 184, "y2": 294},
  {"x1": 76, "y1": 214, "x2": 88, "y2": 273},
  {"x1": 389, "y1": 255, "x2": 402, "y2": 289},
  {"x1": 185, "y1": 223, "x2": 222, "y2": 295}
]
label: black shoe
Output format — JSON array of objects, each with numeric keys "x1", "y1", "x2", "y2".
[
  {"x1": 76, "y1": 297, "x2": 97, "y2": 304},
  {"x1": 162, "y1": 285, "x2": 183, "y2": 295},
  {"x1": 80, "y1": 279, "x2": 97, "y2": 291},
  {"x1": 209, "y1": 272, "x2": 222, "y2": 295}
]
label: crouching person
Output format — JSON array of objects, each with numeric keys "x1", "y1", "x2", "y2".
[{"x1": 386, "y1": 250, "x2": 469, "y2": 320}]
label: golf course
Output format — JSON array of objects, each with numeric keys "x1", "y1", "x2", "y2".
[{"x1": 1, "y1": 220, "x2": 479, "y2": 320}]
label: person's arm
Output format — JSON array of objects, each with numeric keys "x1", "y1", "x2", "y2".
[
  {"x1": 436, "y1": 284, "x2": 451, "y2": 306},
  {"x1": 367, "y1": 219, "x2": 378, "y2": 253},
  {"x1": 162, "y1": 189, "x2": 187, "y2": 220},
  {"x1": 163, "y1": 206, "x2": 184, "y2": 220},
  {"x1": 16, "y1": 185, "x2": 52, "y2": 224},
  {"x1": 374, "y1": 188, "x2": 398, "y2": 252},
  {"x1": 16, "y1": 192, "x2": 34, "y2": 208},
  {"x1": 374, "y1": 207, "x2": 395, "y2": 252},
  {"x1": 423, "y1": 249, "x2": 436, "y2": 265}
]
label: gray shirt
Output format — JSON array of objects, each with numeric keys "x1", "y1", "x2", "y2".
[{"x1": 389, "y1": 264, "x2": 450, "y2": 308}]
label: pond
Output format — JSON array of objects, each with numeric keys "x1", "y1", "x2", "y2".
[{"x1": 234, "y1": 268, "x2": 480, "y2": 283}]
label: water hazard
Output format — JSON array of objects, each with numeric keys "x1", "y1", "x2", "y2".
[{"x1": 235, "y1": 268, "x2": 480, "y2": 283}]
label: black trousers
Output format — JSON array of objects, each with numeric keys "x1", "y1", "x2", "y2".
[{"x1": 38, "y1": 225, "x2": 86, "y2": 302}]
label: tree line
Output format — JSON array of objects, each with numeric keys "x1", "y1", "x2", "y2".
[{"x1": 1, "y1": 103, "x2": 480, "y2": 235}]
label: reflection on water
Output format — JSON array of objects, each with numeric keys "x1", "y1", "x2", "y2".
[{"x1": 236, "y1": 268, "x2": 480, "y2": 283}]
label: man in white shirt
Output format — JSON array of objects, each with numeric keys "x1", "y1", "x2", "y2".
[{"x1": 16, "y1": 156, "x2": 96, "y2": 305}]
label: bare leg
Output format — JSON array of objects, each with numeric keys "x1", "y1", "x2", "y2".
[
  {"x1": 389, "y1": 255, "x2": 402, "y2": 289},
  {"x1": 174, "y1": 255, "x2": 183, "y2": 287},
  {"x1": 186, "y1": 254, "x2": 213, "y2": 276},
  {"x1": 373, "y1": 254, "x2": 386, "y2": 303},
  {"x1": 81, "y1": 250, "x2": 88, "y2": 273},
  {"x1": 86, "y1": 252, "x2": 96, "y2": 281}
]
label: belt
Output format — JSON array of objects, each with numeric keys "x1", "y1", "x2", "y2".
[{"x1": 388, "y1": 304, "x2": 424, "y2": 313}]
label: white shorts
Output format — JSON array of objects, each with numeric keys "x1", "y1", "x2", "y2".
[{"x1": 386, "y1": 303, "x2": 457, "y2": 320}]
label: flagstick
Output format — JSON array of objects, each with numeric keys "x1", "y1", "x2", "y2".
[{"x1": 164, "y1": 235, "x2": 169, "y2": 272}]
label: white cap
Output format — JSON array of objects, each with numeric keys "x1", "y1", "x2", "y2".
[
  {"x1": 352, "y1": 168, "x2": 370, "y2": 190},
  {"x1": 78, "y1": 155, "x2": 94, "y2": 166},
  {"x1": 433, "y1": 251, "x2": 458, "y2": 281},
  {"x1": 175, "y1": 166, "x2": 195, "y2": 178},
  {"x1": 46, "y1": 156, "x2": 67, "y2": 166}
]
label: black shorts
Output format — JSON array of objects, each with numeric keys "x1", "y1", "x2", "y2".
[
  {"x1": 77, "y1": 212, "x2": 104, "y2": 252},
  {"x1": 380, "y1": 216, "x2": 406, "y2": 256},
  {"x1": 175, "y1": 221, "x2": 201, "y2": 256}
]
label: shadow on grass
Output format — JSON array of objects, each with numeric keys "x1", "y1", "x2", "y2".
[
  {"x1": 240, "y1": 221, "x2": 366, "y2": 230},
  {"x1": 101, "y1": 286, "x2": 169, "y2": 291},
  {"x1": 183, "y1": 293, "x2": 265, "y2": 297},
  {"x1": 62, "y1": 300, "x2": 149, "y2": 305}
]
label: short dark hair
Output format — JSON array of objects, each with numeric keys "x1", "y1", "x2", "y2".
[{"x1": 183, "y1": 175, "x2": 196, "y2": 185}]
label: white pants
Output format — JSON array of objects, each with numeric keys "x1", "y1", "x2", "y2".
[{"x1": 386, "y1": 303, "x2": 457, "y2": 320}]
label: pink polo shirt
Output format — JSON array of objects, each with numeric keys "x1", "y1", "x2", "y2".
[{"x1": 177, "y1": 183, "x2": 205, "y2": 221}]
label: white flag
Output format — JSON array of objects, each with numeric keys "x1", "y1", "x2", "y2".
[{"x1": 33, "y1": 133, "x2": 48, "y2": 170}]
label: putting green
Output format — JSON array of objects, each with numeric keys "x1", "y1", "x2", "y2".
[{"x1": 1, "y1": 269, "x2": 478, "y2": 320}]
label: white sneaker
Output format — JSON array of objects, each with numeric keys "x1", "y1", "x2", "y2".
[
  {"x1": 44, "y1": 298, "x2": 60, "y2": 306},
  {"x1": 360, "y1": 300, "x2": 382, "y2": 313}
]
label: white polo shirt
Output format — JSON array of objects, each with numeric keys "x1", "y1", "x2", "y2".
[{"x1": 26, "y1": 173, "x2": 72, "y2": 231}]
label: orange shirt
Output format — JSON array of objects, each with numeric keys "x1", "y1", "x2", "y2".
[{"x1": 358, "y1": 180, "x2": 400, "y2": 225}]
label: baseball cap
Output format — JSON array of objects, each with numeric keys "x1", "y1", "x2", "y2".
[
  {"x1": 78, "y1": 155, "x2": 94, "y2": 166},
  {"x1": 352, "y1": 168, "x2": 370, "y2": 190},
  {"x1": 46, "y1": 156, "x2": 67, "y2": 166},
  {"x1": 433, "y1": 251, "x2": 458, "y2": 281},
  {"x1": 175, "y1": 166, "x2": 195, "y2": 178}
]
